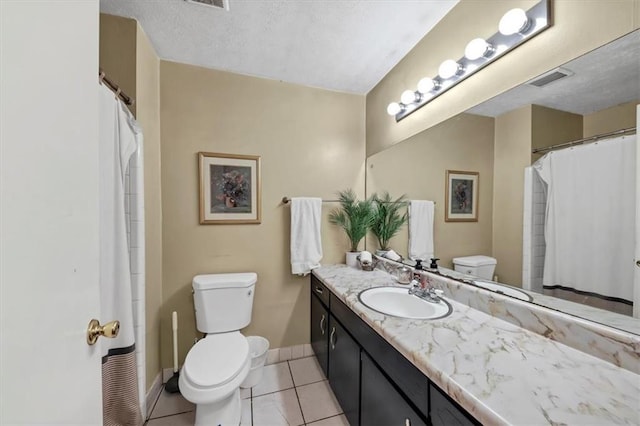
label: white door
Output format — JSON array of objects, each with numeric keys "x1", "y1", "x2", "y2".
[{"x1": 1, "y1": 1, "x2": 103, "y2": 424}]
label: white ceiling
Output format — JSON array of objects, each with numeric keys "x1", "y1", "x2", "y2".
[
  {"x1": 100, "y1": 0, "x2": 459, "y2": 94},
  {"x1": 468, "y1": 30, "x2": 640, "y2": 117}
]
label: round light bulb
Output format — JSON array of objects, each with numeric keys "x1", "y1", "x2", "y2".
[
  {"x1": 417, "y1": 77, "x2": 438, "y2": 93},
  {"x1": 465, "y1": 38, "x2": 494, "y2": 60},
  {"x1": 438, "y1": 59, "x2": 462, "y2": 79},
  {"x1": 387, "y1": 102, "x2": 402, "y2": 116},
  {"x1": 499, "y1": 8, "x2": 530, "y2": 35},
  {"x1": 401, "y1": 90, "x2": 419, "y2": 104}
]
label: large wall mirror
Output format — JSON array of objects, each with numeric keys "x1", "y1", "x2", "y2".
[{"x1": 366, "y1": 29, "x2": 639, "y2": 335}]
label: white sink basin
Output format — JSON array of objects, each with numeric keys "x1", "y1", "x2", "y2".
[
  {"x1": 473, "y1": 280, "x2": 532, "y2": 301},
  {"x1": 358, "y1": 287, "x2": 452, "y2": 320}
]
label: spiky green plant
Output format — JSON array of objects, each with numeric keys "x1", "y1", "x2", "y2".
[
  {"x1": 328, "y1": 189, "x2": 376, "y2": 252},
  {"x1": 371, "y1": 192, "x2": 407, "y2": 251}
]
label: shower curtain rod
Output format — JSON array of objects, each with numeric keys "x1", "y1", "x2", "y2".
[
  {"x1": 99, "y1": 68, "x2": 134, "y2": 106},
  {"x1": 281, "y1": 196, "x2": 434, "y2": 205},
  {"x1": 532, "y1": 126, "x2": 636, "y2": 154}
]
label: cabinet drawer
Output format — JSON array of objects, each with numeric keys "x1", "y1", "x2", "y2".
[
  {"x1": 311, "y1": 274, "x2": 330, "y2": 307},
  {"x1": 330, "y1": 292, "x2": 429, "y2": 417}
]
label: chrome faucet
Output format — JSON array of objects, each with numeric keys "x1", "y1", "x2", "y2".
[{"x1": 408, "y1": 279, "x2": 443, "y2": 303}]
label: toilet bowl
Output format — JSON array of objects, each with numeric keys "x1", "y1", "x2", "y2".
[
  {"x1": 180, "y1": 272, "x2": 257, "y2": 426},
  {"x1": 179, "y1": 332, "x2": 250, "y2": 425}
]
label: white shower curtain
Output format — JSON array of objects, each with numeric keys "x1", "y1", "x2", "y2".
[
  {"x1": 533, "y1": 135, "x2": 636, "y2": 303},
  {"x1": 99, "y1": 83, "x2": 143, "y2": 426}
]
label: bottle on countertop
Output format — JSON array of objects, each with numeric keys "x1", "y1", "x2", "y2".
[
  {"x1": 429, "y1": 258, "x2": 440, "y2": 271},
  {"x1": 413, "y1": 259, "x2": 424, "y2": 282}
]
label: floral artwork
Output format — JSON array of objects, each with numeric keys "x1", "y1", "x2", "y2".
[
  {"x1": 210, "y1": 166, "x2": 251, "y2": 212},
  {"x1": 445, "y1": 170, "x2": 478, "y2": 222},
  {"x1": 199, "y1": 152, "x2": 261, "y2": 224}
]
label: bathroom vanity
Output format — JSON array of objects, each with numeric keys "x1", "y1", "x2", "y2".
[
  {"x1": 311, "y1": 264, "x2": 640, "y2": 425},
  {"x1": 311, "y1": 273, "x2": 474, "y2": 426}
]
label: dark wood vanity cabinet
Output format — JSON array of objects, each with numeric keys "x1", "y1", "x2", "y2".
[
  {"x1": 430, "y1": 383, "x2": 477, "y2": 426},
  {"x1": 327, "y1": 316, "x2": 360, "y2": 426},
  {"x1": 310, "y1": 274, "x2": 478, "y2": 426},
  {"x1": 310, "y1": 288, "x2": 329, "y2": 376},
  {"x1": 361, "y1": 351, "x2": 427, "y2": 426}
]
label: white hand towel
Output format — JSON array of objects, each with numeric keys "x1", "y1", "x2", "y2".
[
  {"x1": 290, "y1": 197, "x2": 323, "y2": 276},
  {"x1": 408, "y1": 200, "x2": 435, "y2": 261}
]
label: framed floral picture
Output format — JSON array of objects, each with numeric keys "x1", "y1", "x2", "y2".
[
  {"x1": 198, "y1": 152, "x2": 261, "y2": 224},
  {"x1": 445, "y1": 170, "x2": 478, "y2": 222}
]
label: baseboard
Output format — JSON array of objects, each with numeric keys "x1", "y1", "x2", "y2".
[
  {"x1": 145, "y1": 372, "x2": 163, "y2": 420},
  {"x1": 163, "y1": 367, "x2": 177, "y2": 383},
  {"x1": 266, "y1": 343, "x2": 314, "y2": 365}
]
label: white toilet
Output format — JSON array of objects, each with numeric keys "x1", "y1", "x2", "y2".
[
  {"x1": 452, "y1": 255, "x2": 497, "y2": 280},
  {"x1": 179, "y1": 272, "x2": 257, "y2": 426}
]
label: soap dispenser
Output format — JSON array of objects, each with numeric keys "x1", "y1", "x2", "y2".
[
  {"x1": 413, "y1": 259, "x2": 424, "y2": 281},
  {"x1": 429, "y1": 258, "x2": 440, "y2": 271}
]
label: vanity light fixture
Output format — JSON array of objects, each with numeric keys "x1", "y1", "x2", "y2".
[
  {"x1": 438, "y1": 59, "x2": 464, "y2": 79},
  {"x1": 386, "y1": 102, "x2": 404, "y2": 116},
  {"x1": 387, "y1": 0, "x2": 550, "y2": 121},
  {"x1": 401, "y1": 90, "x2": 421, "y2": 104},
  {"x1": 498, "y1": 8, "x2": 531, "y2": 36},
  {"x1": 417, "y1": 77, "x2": 440, "y2": 94},
  {"x1": 464, "y1": 38, "x2": 495, "y2": 60}
]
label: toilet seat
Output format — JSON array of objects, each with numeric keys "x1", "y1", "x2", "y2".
[{"x1": 183, "y1": 332, "x2": 249, "y2": 387}]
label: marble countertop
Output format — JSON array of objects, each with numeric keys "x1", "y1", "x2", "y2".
[{"x1": 313, "y1": 264, "x2": 640, "y2": 426}]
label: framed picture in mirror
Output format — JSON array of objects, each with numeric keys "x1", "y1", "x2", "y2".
[
  {"x1": 198, "y1": 152, "x2": 261, "y2": 224},
  {"x1": 445, "y1": 170, "x2": 478, "y2": 222}
]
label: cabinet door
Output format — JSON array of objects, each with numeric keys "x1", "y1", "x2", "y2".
[
  {"x1": 310, "y1": 292, "x2": 329, "y2": 377},
  {"x1": 328, "y1": 317, "x2": 360, "y2": 426},
  {"x1": 361, "y1": 352, "x2": 427, "y2": 426},
  {"x1": 430, "y1": 383, "x2": 478, "y2": 426}
]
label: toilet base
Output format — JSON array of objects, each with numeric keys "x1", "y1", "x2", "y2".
[{"x1": 194, "y1": 387, "x2": 241, "y2": 426}]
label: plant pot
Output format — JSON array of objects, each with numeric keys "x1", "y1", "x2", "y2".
[
  {"x1": 345, "y1": 251, "x2": 360, "y2": 268},
  {"x1": 375, "y1": 250, "x2": 389, "y2": 257}
]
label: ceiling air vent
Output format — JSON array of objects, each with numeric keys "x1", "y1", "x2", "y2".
[
  {"x1": 185, "y1": 0, "x2": 229, "y2": 11},
  {"x1": 527, "y1": 67, "x2": 574, "y2": 87}
]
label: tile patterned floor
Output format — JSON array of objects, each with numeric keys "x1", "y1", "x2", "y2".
[{"x1": 146, "y1": 356, "x2": 347, "y2": 426}]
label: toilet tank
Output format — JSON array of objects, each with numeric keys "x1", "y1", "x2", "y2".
[
  {"x1": 192, "y1": 273, "x2": 257, "y2": 334},
  {"x1": 452, "y1": 256, "x2": 497, "y2": 280}
]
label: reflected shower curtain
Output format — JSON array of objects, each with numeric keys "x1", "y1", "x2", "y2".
[
  {"x1": 99, "y1": 83, "x2": 143, "y2": 426},
  {"x1": 533, "y1": 135, "x2": 635, "y2": 307}
]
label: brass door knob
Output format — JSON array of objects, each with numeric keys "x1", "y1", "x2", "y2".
[{"x1": 87, "y1": 319, "x2": 120, "y2": 345}]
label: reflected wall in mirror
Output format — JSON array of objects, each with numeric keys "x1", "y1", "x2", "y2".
[{"x1": 366, "y1": 30, "x2": 640, "y2": 335}]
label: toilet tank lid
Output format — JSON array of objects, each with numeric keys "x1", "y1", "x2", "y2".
[
  {"x1": 452, "y1": 255, "x2": 496, "y2": 267},
  {"x1": 193, "y1": 273, "x2": 257, "y2": 290}
]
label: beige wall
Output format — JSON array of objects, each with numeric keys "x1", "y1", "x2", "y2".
[
  {"x1": 583, "y1": 101, "x2": 639, "y2": 137},
  {"x1": 366, "y1": 113, "x2": 494, "y2": 268},
  {"x1": 492, "y1": 106, "x2": 532, "y2": 285},
  {"x1": 160, "y1": 60, "x2": 365, "y2": 367},
  {"x1": 99, "y1": 14, "x2": 137, "y2": 115},
  {"x1": 366, "y1": 0, "x2": 640, "y2": 156},
  {"x1": 135, "y1": 25, "x2": 163, "y2": 390},
  {"x1": 531, "y1": 105, "x2": 583, "y2": 163}
]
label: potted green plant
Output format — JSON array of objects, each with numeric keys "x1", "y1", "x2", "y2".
[
  {"x1": 328, "y1": 189, "x2": 376, "y2": 267},
  {"x1": 371, "y1": 192, "x2": 407, "y2": 255}
]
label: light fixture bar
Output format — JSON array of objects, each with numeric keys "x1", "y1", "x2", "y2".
[{"x1": 391, "y1": 0, "x2": 550, "y2": 122}]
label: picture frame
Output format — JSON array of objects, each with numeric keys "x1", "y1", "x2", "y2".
[
  {"x1": 198, "y1": 152, "x2": 261, "y2": 224},
  {"x1": 445, "y1": 170, "x2": 479, "y2": 222}
]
